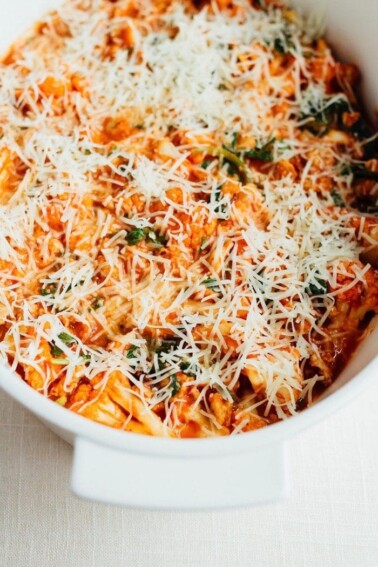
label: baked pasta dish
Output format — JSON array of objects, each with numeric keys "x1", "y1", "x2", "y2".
[{"x1": 0, "y1": 0, "x2": 377, "y2": 437}]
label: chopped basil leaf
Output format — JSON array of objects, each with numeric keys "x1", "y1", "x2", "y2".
[
  {"x1": 126, "y1": 345, "x2": 139, "y2": 359},
  {"x1": 244, "y1": 138, "x2": 275, "y2": 161},
  {"x1": 331, "y1": 189, "x2": 345, "y2": 207},
  {"x1": 212, "y1": 183, "x2": 227, "y2": 216},
  {"x1": 301, "y1": 99, "x2": 349, "y2": 137},
  {"x1": 201, "y1": 159, "x2": 212, "y2": 170},
  {"x1": 202, "y1": 277, "x2": 219, "y2": 289},
  {"x1": 91, "y1": 297, "x2": 103, "y2": 310},
  {"x1": 273, "y1": 36, "x2": 293, "y2": 54},
  {"x1": 125, "y1": 227, "x2": 168, "y2": 248},
  {"x1": 40, "y1": 284, "x2": 57, "y2": 297},
  {"x1": 179, "y1": 361, "x2": 197, "y2": 377},
  {"x1": 170, "y1": 375, "x2": 180, "y2": 396},
  {"x1": 146, "y1": 230, "x2": 168, "y2": 248},
  {"x1": 58, "y1": 332, "x2": 77, "y2": 345},
  {"x1": 214, "y1": 184, "x2": 222, "y2": 203},
  {"x1": 200, "y1": 237, "x2": 208, "y2": 251},
  {"x1": 201, "y1": 146, "x2": 249, "y2": 184},
  {"x1": 230, "y1": 132, "x2": 238, "y2": 148},
  {"x1": 220, "y1": 147, "x2": 249, "y2": 183},
  {"x1": 302, "y1": 100, "x2": 375, "y2": 152},
  {"x1": 66, "y1": 279, "x2": 85, "y2": 293},
  {"x1": 155, "y1": 339, "x2": 180, "y2": 354},
  {"x1": 125, "y1": 228, "x2": 146, "y2": 245},
  {"x1": 306, "y1": 278, "x2": 327, "y2": 296},
  {"x1": 50, "y1": 343, "x2": 63, "y2": 357}
]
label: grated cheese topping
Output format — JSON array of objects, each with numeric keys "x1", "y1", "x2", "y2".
[{"x1": 0, "y1": 0, "x2": 377, "y2": 437}]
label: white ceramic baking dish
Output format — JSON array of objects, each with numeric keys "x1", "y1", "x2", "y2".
[{"x1": 0, "y1": 0, "x2": 377, "y2": 510}]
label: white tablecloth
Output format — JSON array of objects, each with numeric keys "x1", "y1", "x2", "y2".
[{"x1": 1, "y1": 381, "x2": 378, "y2": 567}]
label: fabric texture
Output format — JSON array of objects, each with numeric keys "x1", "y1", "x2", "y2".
[{"x1": 1, "y1": 381, "x2": 378, "y2": 567}]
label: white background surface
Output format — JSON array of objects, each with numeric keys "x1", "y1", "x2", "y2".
[{"x1": 1, "y1": 381, "x2": 378, "y2": 567}]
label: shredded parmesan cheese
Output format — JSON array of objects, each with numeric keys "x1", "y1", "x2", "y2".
[{"x1": 0, "y1": 0, "x2": 377, "y2": 437}]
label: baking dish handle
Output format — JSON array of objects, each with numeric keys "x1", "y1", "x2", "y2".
[{"x1": 71, "y1": 437, "x2": 288, "y2": 509}]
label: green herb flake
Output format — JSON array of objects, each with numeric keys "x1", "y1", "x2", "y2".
[
  {"x1": 202, "y1": 277, "x2": 219, "y2": 289},
  {"x1": 331, "y1": 189, "x2": 345, "y2": 207},
  {"x1": 301, "y1": 99, "x2": 349, "y2": 137},
  {"x1": 146, "y1": 230, "x2": 168, "y2": 249},
  {"x1": 201, "y1": 159, "x2": 212, "y2": 170},
  {"x1": 66, "y1": 279, "x2": 85, "y2": 293},
  {"x1": 156, "y1": 339, "x2": 180, "y2": 354},
  {"x1": 125, "y1": 228, "x2": 146, "y2": 245},
  {"x1": 212, "y1": 183, "x2": 228, "y2": 217},
  {"x1": 126, "y1": 345, "x2": 139, "y2": 359},
  {"x1": 91, "y1": 297, "x2": 104, "y2": 310},
  {"x1": 274, "y1": 38, "x2": 287, "y2": 54},
  {"x1": 244, "y1": 138, "x2": 275, "y2": 162},
  {"x1": 306, "y1": 278, "x2": 328, "y2": 296},
  {"x1": 204, "y1": 146, "x2": 249, "y2": 184},
  {"x1": 230, "y1": 132, "x2": 238, "y2": 148},
  {"x1": 40, "y1": 284, "x2": 57, "y2": 297},
  {"x1": 270, "y1": 28, "x2": 295, "y2": 55},
  {"x1": 220, "y1": 147, "x2": 249, "y2": 183},
  {"x1": 200, "y1": 237, "x2": 208, "y2": 251},
  {"x1": 179, "y1": 362, "x2": 197, "y2": 377},
  {"x1": 58, "y1": 332, "x2": 77, "y2": 345},
  {"x1": 214, "y1": 185, "x2": 222, "y2": 203},
  {"x1": 50, "y1": 343, "x2": 64, "y2": 357},
  {"x1": 170, "y1": 375, "x2": 180, "y2": 396}
]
